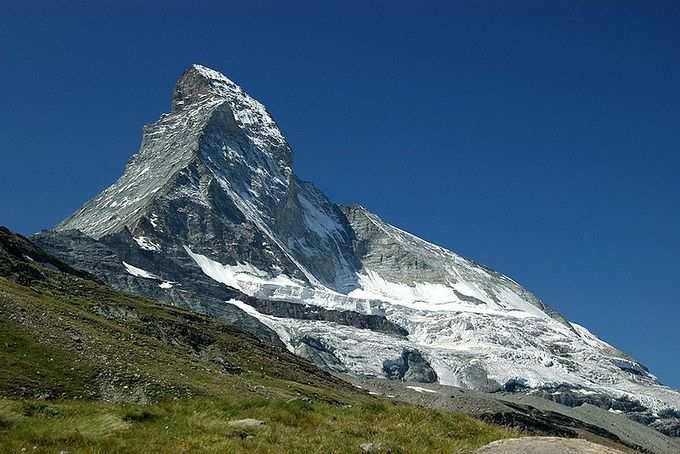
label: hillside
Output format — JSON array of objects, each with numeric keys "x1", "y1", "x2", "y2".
[{"x1": 0, "y1": 226, "x2": 515, "y2": 452}]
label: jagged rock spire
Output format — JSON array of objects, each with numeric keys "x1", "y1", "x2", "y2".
[{"x1": 172, "y1": 64, "x2": 238, "y2": 111}]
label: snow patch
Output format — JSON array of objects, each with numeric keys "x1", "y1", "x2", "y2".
[
  {"x1": 184, "y1": 245, "x2": 303, "y2": 293},
  {"x1": 123, "y1": 262, "x2": 159, "y2": 280},
  {"x1": 133, "y1": 236, "x2": 161, "y2": 251},
  {"x1": 348, "y1": 270, "x2": 543, "y2": 318},
  {"x1": 224, "y1": 299, "x2": 294, "y2": 351},
  {"x1": 406, "y1": 386, "x2": 438, "y2": 394}
]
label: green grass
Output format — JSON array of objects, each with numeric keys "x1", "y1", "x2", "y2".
[
  {"x1": 0, "y1": 318, "x2": 97, "y2": 399},
  {"x1": 0, "y1": 395, "x2": 513, "y2": 453}
]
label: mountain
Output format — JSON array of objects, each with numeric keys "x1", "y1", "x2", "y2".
[{"x1": 35, "y1": 64, "x2": 680, "y2": 438}]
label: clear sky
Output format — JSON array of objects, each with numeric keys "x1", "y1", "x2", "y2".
[{"x1": 2, "y1": 2, "x2": 678, "y2": 387}]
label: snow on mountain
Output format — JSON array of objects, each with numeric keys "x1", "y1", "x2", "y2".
[
  {"x1": 123, "y1": 261, "x2": 159, "y2": 280},
  {"x1": 42, "y1": 64, "x2": 680, "y2": 436}
]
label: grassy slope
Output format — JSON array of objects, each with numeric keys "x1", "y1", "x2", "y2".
[{"x1": 0, "y1": 261, "x2": 515, "y2": 453}]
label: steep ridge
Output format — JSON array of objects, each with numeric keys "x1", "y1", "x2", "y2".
[
  {"x1": 57, "y1": 65, "x2": 359, "y2": 291},
  {"x1": 36, "y1": 64, "x2": 680, "y2": 437}
]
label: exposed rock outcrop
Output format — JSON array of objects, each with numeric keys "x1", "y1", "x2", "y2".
[{"x1": 383, "y1": 350, "x2": 438, "y2": 383}]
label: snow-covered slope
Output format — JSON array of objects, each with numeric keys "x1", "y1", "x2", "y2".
[{"x1": 44, "y1": 64, "x2": 680, "y2": 437}]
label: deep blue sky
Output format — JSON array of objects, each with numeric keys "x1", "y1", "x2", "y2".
[{"x1": 2, "y1": 2, "x2": 679, "y2": 387}]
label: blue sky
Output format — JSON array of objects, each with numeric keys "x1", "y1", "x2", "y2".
[{"x1": 1, "y1": 1, "x2": 679, "y2": 387}]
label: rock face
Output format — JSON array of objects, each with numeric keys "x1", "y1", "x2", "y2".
[
  {"x1": 294, "y1": 336, "x2": 345, "y2": 372},
  {"x1": 383, "y1": 350, "x2": 438, "y2": 383},
  {"x1": 35, "y1": 64, "x2": 680, "y2": 437},
  {"x1": 0, "y1": 226, "x2": 95, "y2": 285}
]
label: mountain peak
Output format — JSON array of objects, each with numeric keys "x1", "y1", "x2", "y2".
[
  {"x1": 190, "y1": 63, "x2": 233, "y2": 82},
  {"x1": 172, "y1": 64, "x2": 240, "y2": 111},
  {"x1": 172, "y1": 64, "x2": 288, "y2": 153}
]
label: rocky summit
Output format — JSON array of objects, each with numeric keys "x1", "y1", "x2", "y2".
[{"x1": 35, "y1": 64, "x2": 680, "y2": 437}]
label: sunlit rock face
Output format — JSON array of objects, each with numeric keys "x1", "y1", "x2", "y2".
[{"x1": 37, "y1": 64, "x2": 680, "y2": 437}]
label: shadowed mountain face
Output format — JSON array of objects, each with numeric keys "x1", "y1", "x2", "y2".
[{"x1": 34, "y1": 65, "x2": 680, "y2": 437}]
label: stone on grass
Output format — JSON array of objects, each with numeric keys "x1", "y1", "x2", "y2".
[
  {"x1": 360, "y1": 442, "x2": 382, "y2": 453},
  {"x1": 227, "y1": 418, "x2": 265, "y2": 430}
]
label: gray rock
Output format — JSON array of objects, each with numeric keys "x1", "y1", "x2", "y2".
[
  {"x1": 383, "y1": 350, "x2": 437, "y2": 383},
  {"x1": 651, "y1": 418, "x2": 680, "y2": 437},
  {"x1": 359, "y1": 442, "x2": 382, "y2": 453},
  {"x1": 294, "y1": 336, "x2": 345, "y2": 372},
  {"x1": 227, "y1": 418, "x2": 265, "y2": 430},
  {"x1": 457, "y1": 363, "x2": 501, "y2": 393},
  {"x1": 474, "y1": 437, "x2": 625, "y2": 454}
]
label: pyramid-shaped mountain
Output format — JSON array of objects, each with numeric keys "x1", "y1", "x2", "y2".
[{"x1": 35, "y1": 64, "x2": 680, "y2": 437}]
